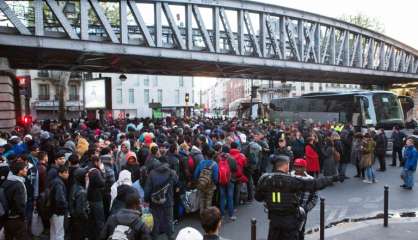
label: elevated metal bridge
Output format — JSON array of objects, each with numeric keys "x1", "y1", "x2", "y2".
[{"x1": 0, "y1": 0, "x2": 418, "y2": 84}]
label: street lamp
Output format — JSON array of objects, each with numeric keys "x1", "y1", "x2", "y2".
[{"x1": 119, "y1": 74, "x2": 127, "y2": 82}]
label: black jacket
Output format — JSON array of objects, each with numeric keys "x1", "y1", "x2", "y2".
[
  {"x1": 144, "y1": 163, "x2": 178, "y2": 208},
  {"x1": 3, "y1": 177, "x2": 26, "y2": 219},
  {"x1": 99, "y1": 208, "x2": 151, "y2": 240},
  {"x1": 87, "y1": 167, "x2": 105, "y2": 202},
  {"x1": 47, "y1": 165, "x2": 59, "y2": 186},
  {"x1": 69, "y1": 170, "x2": 89, "y2": 220},
  {"x1": 255, "y1": 171, "x2": 333, "y2": 217},
  {"x1": 50, "y1": 176, "x2": 68, "y2": 216}
]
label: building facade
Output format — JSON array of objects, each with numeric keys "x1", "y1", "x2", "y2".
[
  {"x1": 24, "y1": 70, "x2": 198, "y2": 120},
  {"x1": 18, "y1": 69, "x2": 84, "y2": 120},
  {"x1": 97, "y1": 73, "x2": 196, "y2": 118}
]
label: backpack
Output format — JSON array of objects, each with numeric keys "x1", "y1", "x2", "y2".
[
  {"x1": 108, "y1": 217, "x2": 140, "y2": 240},
  {"x1": 218, "y1": 157, "x2": 231, "y2": 186},
  {"x1": 0, "y1": 182, "x2": 10, "y2": 228},
  {"x1": 197, "y1": 162, "x2": 215, "y2": 191},
  {"x1": 150, "y1": 176, "x2": 171, "y2": 205},
  {"x1": 187, "y1": 155, "x2": 196, "y2": 175}
]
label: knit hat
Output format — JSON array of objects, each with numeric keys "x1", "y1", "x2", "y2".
[
  {"x1": 40, "y1": 131, "x2": 50, "y2": 140},
  {"x1": 175, "y1": 227, "x2": 203, "y2": 240},
  {"x1": 294, "y1": 158, "x2": 307, "y2": 168},
  {"x1": 125, "y1": 151, "x2": 137, "y2": 162}
]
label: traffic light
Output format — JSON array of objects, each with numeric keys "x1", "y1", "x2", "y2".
[
  {"x1": 16, "y1": 75, "x2": 30, "y2": 88},
  {"x1": 185, "y1": 93, "x2": 190, "y2": 103},
  {"x1": 21, "y1": 115, "x2": 32, "y2": 126}
]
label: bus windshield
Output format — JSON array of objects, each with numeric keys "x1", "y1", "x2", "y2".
[{"x1": 373, "y1": 93, "x2": 403, "y2": 124}]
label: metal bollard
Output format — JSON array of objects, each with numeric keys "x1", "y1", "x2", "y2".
[
  {"x1": 251, "y1": 218, "x2": 257, "y2": 240},
  {"x1": 320, "y1": 197, "x2": 325, "y2": 240},
  {"x1": 384, "y1": 185, "x2": 389, "y2": 227}
]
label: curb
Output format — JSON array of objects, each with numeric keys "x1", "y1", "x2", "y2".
[{"x1": 305, "y1": 216, "x2": 418, "y2": 239}]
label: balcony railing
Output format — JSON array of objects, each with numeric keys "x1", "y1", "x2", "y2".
[
  {"x1": 38, "y1": 95, "x2": 50, "y2": 100},
  {"x1": 69, "y1": 95, "x2": 79, "y2": 101},
  {"x1": 37, "y1": 70, "x2": 49, "y2": 78}
]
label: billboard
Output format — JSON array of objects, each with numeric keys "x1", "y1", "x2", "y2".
[{"x1": 85, "y1": 80, "x2": 106, "y2": 108}]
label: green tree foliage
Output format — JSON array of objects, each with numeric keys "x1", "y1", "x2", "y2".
[{"x1": 339, "y1": 13, "x2": 385, "y2": 33}]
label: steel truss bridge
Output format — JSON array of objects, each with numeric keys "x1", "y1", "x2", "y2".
[{"x1": 0, "y1": 0, "x2": 418, "y2": 84}]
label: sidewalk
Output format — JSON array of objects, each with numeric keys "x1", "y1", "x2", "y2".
[{"x1": 305, "y1": 217, "x2": 418, "y2": 240}]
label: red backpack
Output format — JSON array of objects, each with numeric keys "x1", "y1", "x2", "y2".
[
  {"x1": 188, "y1": 155, "x2": 195, "y2": 175},
  {"x1": 218, "y1": 157, "x2": 231, "y2": 186}
]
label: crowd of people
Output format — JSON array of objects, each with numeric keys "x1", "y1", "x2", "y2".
[{"x1": 0, "y1": 116, "x2": 416, "y2": 240}]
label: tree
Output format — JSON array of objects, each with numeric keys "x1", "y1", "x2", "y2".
[
  {"x1": 49, "y1": 71, "x2": 71, "y2": 121},
  {"x1": 339, "y1": 13, "x2": 385, "y2": 33}
]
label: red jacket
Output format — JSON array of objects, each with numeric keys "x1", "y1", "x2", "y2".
[
  {"x1": 229, "y1": 148, "x2": 248, "y2": 183},
  {"x1": 305, "y1": 144, "x2": 320, "y2": 172}
]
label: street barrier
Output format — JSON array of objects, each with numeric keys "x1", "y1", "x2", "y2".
[
  {"x1": 251, "y1": 218, "x2": 257, "y2": 240},
  {"x1": 384, "y1": 185, "x2": 389, "y2": 227},
  {"x1": 320, "y1": 197, "x2": 325, "y2": 240}
]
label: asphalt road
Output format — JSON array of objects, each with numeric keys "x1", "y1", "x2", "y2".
[{"x1": 175, "y1": 155, "x2": 418, "y2": 240}]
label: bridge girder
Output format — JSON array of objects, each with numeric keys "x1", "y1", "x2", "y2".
[{"x1": 0, "y1": 0, "x2": 417, "y2": 84}]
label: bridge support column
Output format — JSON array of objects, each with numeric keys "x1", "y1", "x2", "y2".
[
  {"x1": 412, "y1": 86, "x2": 418, "y2": 120},
  {"x1": 0, "y1": 58, "x2": 18, "y2": 132}
]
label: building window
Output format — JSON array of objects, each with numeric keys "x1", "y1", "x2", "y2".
[
  {"x1": 175, "y1": 90, "x2": 180, "y2": 104},
  {"x1": 301, "y1": 85, "x2": 305, "y2": 91},
  {"x1": 153, "y1": 78, "x2": 158, "y2": 87},
  {"x1": 144, "y1": 77, "x2": 149, "y2": 86},
  {"x1": 38, "y1": 84, "x2": 50, "y2": 100},
  {"x1": 116, "y1": 88, "x2": 122, "y2": 104},
  {"x1": 310, "y1": 85, "x2": 314, "y2": 91},
  {"x1": 319, "y1": 86, "x2": 323, "y2": 91},
  {"x1": 158, "y1": 89, "x2": 163, "y2": 103},
  {"x1": 69, "y1": 84, "x2": 78, "y2": 101},
  {"x1": 179, "y1": 78, "x2": 184, "y2": 87},
  {"x1": 128, "y1": 88, "x2": 135, "y2": 104},
  {"x1": 38, "y1": 70, "x2": 49, "y2": 78},
  {"x1": 144, "y1": 89, "x2": 149, "y2": 103}
]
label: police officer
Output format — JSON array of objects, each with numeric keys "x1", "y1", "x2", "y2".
[{"x1": 255, "y1": 155, "x2": 344, "y2": 240}]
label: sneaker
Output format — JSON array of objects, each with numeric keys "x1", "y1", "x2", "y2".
[
  {"x1": 229, "y1": 216, "x2": 237, "y2": 221},
  {"x1": 390, "y1": 164, "x2": 396, "y2": 167},
  {"x1": 404, "y1": 186, "x2": 413, "y2": 190},
  {"x1": 363, "y1": 180, "x2": 372, "y2": 184},
  {"x1": 354, "y1": 175, "x2": 361, "y2": 178},
  {"x1": 372, "y1": 179, "x2": 378, "y2": 183},
  {"x1": 400, "y1": 184, "x2": 406, "y2": 188}
]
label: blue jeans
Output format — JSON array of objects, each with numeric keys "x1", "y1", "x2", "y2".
[
  {"x1": 338, "y1": 163, "x2": 348, "y2": 176},
  {"x1": 366, "y1": 166, "x2": 375, "y2": 181},
  {"x1": 404, "y1": 169, "x2": 415, "y2": 188},
  {"x1": 219, "y1": 182, "x2": 235, "y2": 217}
]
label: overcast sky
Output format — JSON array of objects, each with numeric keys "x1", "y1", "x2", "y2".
[{"x1": 195, "y1": 0, "x2": 418, "y2": 90}]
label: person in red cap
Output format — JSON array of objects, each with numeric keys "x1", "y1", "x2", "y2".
[{"x1": 291, "y1": 158, "x2": 318, "y2": 240}]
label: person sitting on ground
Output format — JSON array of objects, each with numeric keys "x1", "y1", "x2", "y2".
[{"x1": 200, "y1": 207, "x2": 230, "y2": 240}]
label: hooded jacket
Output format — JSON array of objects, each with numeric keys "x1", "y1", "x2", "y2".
[
  {"x1": 144, "y1": 163, "x2": 178, "y2": 208},
  {"x1": 190, "y1": 146, "x2": 204, "y2": 167},
  {"x1": 69, "y1": 168, "x2": 89, "y2": 219},
  {"x1": 3, "y1": 173, "x2": 26, "y2": 219},
  {"x1": 76, "y1": 137, "x2": 89, "y2": 159}
]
